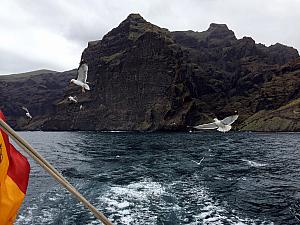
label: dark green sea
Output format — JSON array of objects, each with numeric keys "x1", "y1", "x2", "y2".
[{"x1": 14, "y1": 131, "x2": 300, "y2": 224}]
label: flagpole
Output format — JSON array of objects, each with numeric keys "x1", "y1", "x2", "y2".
[{"x1": 0, "y1": 119, "x2": 115, "y2": 225}]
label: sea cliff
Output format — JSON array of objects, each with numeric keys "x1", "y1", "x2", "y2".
[{"x1": 1, "y1": 14, "x2": 299, "y2": 131}]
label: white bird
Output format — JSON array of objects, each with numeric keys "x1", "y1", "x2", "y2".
[
  {"x1": 21, "y1": 106, "x2": 32, "y2": 120},
  {"x1": 193, "y1": 114, "x2": 238, "y2": 133},
  {"x1": 79, "y1": 104, "x2": 83, "y2": 110},
  {"x1": 191, "y1": 157, "x2": 204, "y2": 165},
  {"x1": 68, "y1": 96, "x2": 78, "y2": 103},
  {"x1": 70, "y1": 60, "x2": 90, "y2": 93}
]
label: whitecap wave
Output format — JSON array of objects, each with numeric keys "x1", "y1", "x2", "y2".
[{"x1": 242, "y1": 159, "x2": 268, "y2": 167}]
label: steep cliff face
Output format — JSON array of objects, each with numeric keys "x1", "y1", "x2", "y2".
[
  {"x1": 0, "y1": 70, "x2": 75, "y2": 129},
  {"x1": 42, "y1": 14, "x2": 190, "y2": 130},
  {"x1": 171, "y1": 23, "x2": 300, "y2": 130},
  {"x1": 237, "y1": 59, "x2": 300, "y2": 131},
  {"x1": 2, "y1": 14, "x2": 300, "y2": 131}
]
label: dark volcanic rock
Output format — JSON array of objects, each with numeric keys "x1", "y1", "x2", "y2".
[
  {"x1": 2, "y1": 14, "x2": 300, "y2": 131},
  {"x1": 258, "y1": 43, "x2": 299, "y2": 65},
  {"x1": 0, "y1": 70, "x2": 75, "y2": 129},
  {"x1": 42, "y1": 14, "x2": 187, "y2": 131}
]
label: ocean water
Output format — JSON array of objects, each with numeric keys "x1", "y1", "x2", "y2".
[{"x1": 13, "y1": 131, "x2": 300, "y2": 225}]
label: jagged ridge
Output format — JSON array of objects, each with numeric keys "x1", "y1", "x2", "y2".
[{"x1": 2, "y1": 14, "x2": 300, "y2": 131}]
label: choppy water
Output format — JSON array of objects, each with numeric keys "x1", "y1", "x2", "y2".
[{"x1": 13, "y1": 131, "x2": 300, "y2": 225}]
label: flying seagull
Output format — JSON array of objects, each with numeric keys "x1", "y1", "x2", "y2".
[
  {"x1": 68, "y1": 96, "x2": 78, "y2": 103},
  {"x1": 70, "y1": 60, "x2": 90, "y2": 93},
  {"x1": 191, "y1": 157, "x2": 204, "y2": 165},
  {"x1": 21, "y1": 106, "x2": 32, "y2": 120},
  {"x1": 193, "y1": 114, "x2": 238, "y2": 133}
]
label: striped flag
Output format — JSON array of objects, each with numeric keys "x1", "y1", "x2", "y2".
[{"x1": 0, "y1": 111, "x2": 30, "y2": 225}]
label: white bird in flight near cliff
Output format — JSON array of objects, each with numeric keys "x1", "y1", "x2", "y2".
[
  {"x1": 70, "y1": 60, "x2": 90, "y2": 93},
  {"x1": 21, "y1": 106, "x2": 32, "y2": 120},
  {"x1": 68, "y1": 96, "x2": 78, "y2": 103},
  {"x1": 193, "y1": 114, "x2": 239, "y2": 133}
]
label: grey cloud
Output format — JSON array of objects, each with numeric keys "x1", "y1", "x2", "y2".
[
  {"x1": 0, "y1": 50, "x2": 63, "y2": 75},
  {"x1": 13, "y1": 0, "x2": 124, "y2": 44},
  {"x1": 1, "y1": 0, "x2": 299, "y2": 74},
  {"x1": 13, "y1": 0, "x2": 300, "y2": 49}
]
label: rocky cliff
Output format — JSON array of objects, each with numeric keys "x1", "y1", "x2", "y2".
[
  {"x1": 0, "y1": 70, "x2": 74, "y2": 129},
  {"x1": 1, "y1": 14, "x2": 299, "y2": 131}
]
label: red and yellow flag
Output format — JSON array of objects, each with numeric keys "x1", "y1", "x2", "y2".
[{"x1": 0, "y1": 111, "x2": 30, "y2": 225}]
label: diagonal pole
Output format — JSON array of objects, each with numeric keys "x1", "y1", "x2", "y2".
[{"x1": 0, "y1": 119, "x2": 114, "y2": 225}]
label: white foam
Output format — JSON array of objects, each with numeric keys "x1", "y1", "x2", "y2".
[
  {"x1": 169, "y1": 178, "x2": 273, "y2": 225},
  {"x1": 107, "y1": 179, "x2": 165, "y2": 201},
  {"x1": 16, "y1": 177, "x2": 274, "y2": 225},
  {"x1": 97, "y1": 179, "x2": 169, "y2": 224},
  {"x1": 118, "y1": 201, "x2": 130, "y2": 209},
  {"x1": 242, "y1": 159, "x2": 268, "y2": 167},
  {"x1": 101, "y1": 130, "x2": 127, "y2": 133}
]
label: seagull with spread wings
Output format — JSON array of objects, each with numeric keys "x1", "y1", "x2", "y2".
[
  {"x1": 191, "y1": 157, "x2": 205, "y2": 165},
  {"x1": 70, "y1": 59, "x2": 90, "y2": 93},
  {"x1": 68, "y1": 96, "x2": 78, "y2": 103},
  {"x1": 193, "y1": 114, "x2": 238, "y2": 133},
  {"x1": 21, "y1": 106, "x2": 32, "y2": 120}
]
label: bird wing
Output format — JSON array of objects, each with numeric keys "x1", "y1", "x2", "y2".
[
  {"x1": 77, "y1": 63, "x2": 88, "y2": 83},
  {"x1": 193, "y1": 122, "x2": 218, "y2": 130},
  {"x1": 22, "y1": 106, "x2": 29, "y2": 114},
  {"x1": 221, "y1": 114, "x2": 239, "y2": 125}
]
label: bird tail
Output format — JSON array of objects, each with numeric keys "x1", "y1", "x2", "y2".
[{"x1": 217, "y1": 125, "x2": 231, "y2": 132}]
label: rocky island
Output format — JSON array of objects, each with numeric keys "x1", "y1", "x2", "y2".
[{"x1": 1, "y1": 14, "x2": 299, "y2": 131}]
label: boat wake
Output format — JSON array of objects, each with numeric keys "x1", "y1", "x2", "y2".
[{"x1": 97, "y1": 178, "x2": 274, "y2": 225}]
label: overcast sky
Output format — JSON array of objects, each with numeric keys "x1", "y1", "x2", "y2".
[{"x1": 0, "y1": 0, "x2": 299, "y2": 75}]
